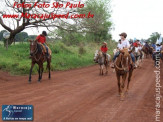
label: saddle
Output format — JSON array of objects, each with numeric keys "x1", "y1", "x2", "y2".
[
  {"x1": 103, "y1": 53, "x2": 110, "y2": 62},
  {"x1": 38, "y1": 43, "x2": 52, "y2": 56}
]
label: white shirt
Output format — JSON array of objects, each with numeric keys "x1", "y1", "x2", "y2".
[
  {"x1": 117, "y1": 43, "x2": 123, "y2": 50},
  {"x1": 135, "y1": 47, "x2": 139, "y2": 52},
  {"x1": 156, "y1": 46, "x2": 162, "y2": 52},
  {"x1": 138, "y1": 46, "x2": 142, "y2": 50},
  {"x1": 121, "y1": 39, "x2": 130, "y2": 48}
]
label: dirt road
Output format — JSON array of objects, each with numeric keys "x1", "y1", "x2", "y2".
[{"x1": 0, "y1": 59, "x2": 162, "y2": 122}]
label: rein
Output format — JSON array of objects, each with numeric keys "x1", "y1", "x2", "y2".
[
  {"x1": 32, "y1": 43, "x2": 43, "y2": 62},
  {"x1": 115, "y1": 53, "x2": 129, "y2": 71}
]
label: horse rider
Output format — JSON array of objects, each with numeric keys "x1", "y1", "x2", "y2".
[
  {"x1": 144, "y1": 41, "x2": 150, "y2": 49},
  {"x1": 155, "y1": 42, "x2": 162, "y2": 57},
  {"x1": 111, "y1": 32, "x2": 136, "y2": 68},
  {"x1": 133, "y1": 40, "x2": 138, "y2": 48},
  {"x1": 151, "y1": 42, "x2": 156, "y2": 50},
  {"x1": 138, "y1": 42, "x2": 142, "y2": 50},
  {"x1": 36, "y1": 31, "x2": 49, "y2": 58},
  {"x1": 117, "y1": 39, "x2": 123, "y2": 50},
  {"x1": 101, "y1": 42, "x2": 108, "y2": 63}
]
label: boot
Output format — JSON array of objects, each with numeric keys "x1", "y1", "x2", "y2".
[
  {"x1": 111, "y1": 61, "x2": 115, "y2": 68},
  {"x1": 46, "y1": 53, "x2": 50, "y2": 59},
  {"x1": 133, "y1": 63, "x2": 137, "y2": 69}
]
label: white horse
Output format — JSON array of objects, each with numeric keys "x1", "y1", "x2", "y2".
[{"x1": 94, "y1": 50, "x2": 111, "y2": 75}]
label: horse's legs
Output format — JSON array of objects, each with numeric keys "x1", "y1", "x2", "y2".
[
  {"x1": 116, "y1": 73, "x2": 121, "y2": 96},
  {"x1": 105, "y1": 62, "x2": 108, "y2": 74},
  {"x1": 126, "y1": 70, "x2": 133, "y2": 93},
  {"x1": 47, "y1": 59, "x2": 51, "y2": 79},
  {"x1": 99, "y1": 65, "x2": 101, "y2": 75},
  {"x1": 120, "y1": 74, "x2": 127, "y2": 100},
  {"x1": 39, "y1": 63, "x2": 43, "y2": 82},
  {"x1": 38, "y1": 65, "x2": 42, "y2": 82},
  {"x1": 29, "y1": 62, "x2": 35, "y2": 82},
  {"x1": 101, "y1": 65, "x2": 104, "y2": 75}
]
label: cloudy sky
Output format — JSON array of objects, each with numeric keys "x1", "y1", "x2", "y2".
[
  {"x1": 111, "y1": 0, "x2": 163, "y2": 41},
  {"x1": 0, "y1": 0, "x2": 163, "y2": 41}
]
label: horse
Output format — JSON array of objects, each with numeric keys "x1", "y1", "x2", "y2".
[
  {"x1": 153, "y1": 51, "x2": 162, "y2": 66},
  {"x1": 133, "y1": 47, "x2": 143, "y2": 68},
  {"x1": 142, "y1": 46, "x2": 153, "y2": 58},
  {"x1": 28, "y1": 40, "x2": 51, "y2": 83},
  {"x1": 94, "y1": 50, "x2": 111, "y2": 75},
  {"x1": 161, "y1": 51, "x2": 163, "y2": 62},
  {"x1": 114, "y1": 48, "x2": 134, "y2": 101}
]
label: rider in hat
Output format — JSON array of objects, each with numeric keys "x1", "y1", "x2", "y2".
[
  {"x1": 35, "y1": 31, "x2": 49, "y2": 58},
  {"x1": 111, "y1": 32, "x2": 136, "y2": 68},
  {"x1": 101, "y1": 41, "x2": 108, "y2": 62}
]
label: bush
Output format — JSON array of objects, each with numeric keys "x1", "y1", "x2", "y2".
[{"x1": 79, "y1": 46, "x2": 86, "y2": 55}]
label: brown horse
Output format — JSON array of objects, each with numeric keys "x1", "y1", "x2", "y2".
[
  {"x1": 114, "y1": 49, "x2": 134, "y2": 101},
  {"x1": 28, "y1": 40, "x2": 51, "y2": 83},
  {"x1": 94, "y1": 50, "x2": 110, "y2": 75},
  {"x1": 161, "y1": 51, "x2": 163, "y2": 62},
  {"x1": 142, "y1": 46, "x2": 153, "y2": 58}
]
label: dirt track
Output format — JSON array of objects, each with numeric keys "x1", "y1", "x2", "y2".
[{"x1": 0, "y1": 59, "x2": 162, "y2": 122}]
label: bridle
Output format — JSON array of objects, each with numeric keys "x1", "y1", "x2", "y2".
[
  {"x1": 95, "y1": 51, "x2": 103, "y2": 63},
  {"x1": 30, "y1": 42, "x2": 38, "y2": 55},
  {"x1": 30, "y1": 41, "x2": 43, "y2": 62},
  {"x1": 115, "y1": 53, "x2": 130, "y2": 72}
]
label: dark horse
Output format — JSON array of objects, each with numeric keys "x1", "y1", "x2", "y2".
[
  {"x1": 142, "y1": 46, "x2": 153, "y2": 58},
  {"x1": 28, "y1": 40, "x2": 51, "y2": 83},
  {"x1": 114, "y1": 48, "x2": 134, "y2": 101}
]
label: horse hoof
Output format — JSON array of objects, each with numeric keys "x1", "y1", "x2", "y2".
[
  {"x1": 125, "y1": 91, "x2": 128, "y2": 95},
  {"x1": 120, "y1": 97, "x2": 125, "y2": 101},
  {"x1": 117, "y1": 94, "x2": 120, "y2": 97}
]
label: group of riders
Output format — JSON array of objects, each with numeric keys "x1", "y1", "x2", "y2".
[
  {"x1": 100, "y1": 32, "x2": 163, "y2": 68},
  {"x1": 31, "y1": 31, "x2": 162, "y2": 68}
]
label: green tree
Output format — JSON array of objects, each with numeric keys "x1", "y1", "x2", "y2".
[
  {"x1": 148, "y1": 32, "x2": 161, "y2": 44},
  {"x1": 15, "y1": 32, "x2": 28, "y2": 43},
  {"x1": 0, "y1": 30, "x2": 7, "y2": 41},
  {"x1": 79, "y1": 0, "x2": 112, "y2": 42}
]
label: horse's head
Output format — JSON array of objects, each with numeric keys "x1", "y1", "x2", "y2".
[
  {"x1": 29, "y1": 40, "x2": 37, "y2": 56},
  {"x1": 119, "y1": 48, "x2": 131, "y2": 72},
  {"x1": 94, "y1": 50, "x2": 103, "y2": 62}
]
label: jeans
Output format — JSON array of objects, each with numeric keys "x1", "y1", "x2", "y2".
[
  {"x1": 130, "y1": 53, "x2": 135, "y2": 63},
  {"x1": 43, "y1": 43, "x2": 49, "y2": 56},
  {"x1": 113, "y1": 51, "x2": 120, "y2": 61},
  {"x1": 113, "y1": 51, "x2": 135, "y2": 63}
]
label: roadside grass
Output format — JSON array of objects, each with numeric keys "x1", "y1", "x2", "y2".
[{"x1": 0, "y1": 42, "x2": 115, "y2": 75}]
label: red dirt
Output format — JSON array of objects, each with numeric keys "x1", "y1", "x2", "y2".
[{"x1": 0, "y1": 59, "x2": 162, "y2": 122}]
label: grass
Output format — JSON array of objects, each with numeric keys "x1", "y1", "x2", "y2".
[{"x1": 0, "y1": 41, "x2": 116, "y2": 75}]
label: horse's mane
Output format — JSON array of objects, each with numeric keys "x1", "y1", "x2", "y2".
[
  {"x1": 122, "y1": 48, "x2": 129, "y2": 56},
  {"x1": 37, "y1": 43, "x2": 43, "y2": 54}
]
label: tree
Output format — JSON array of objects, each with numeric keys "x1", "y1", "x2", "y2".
[
  {"x1": 15, "y1": 32, "x2": 28, "y2": 42},
  {"x1": 0, "y1": 0, "x2": 84, "y2": 45},
  {"x1": 52, "y1": 0, "x2": 113, "y2": 44},
  {"x1": 78, "y1": 0, "x2": 112, "y2": 42},
  {"x1": 148, "y1": 32, "x2": 161, "y2": 44}
]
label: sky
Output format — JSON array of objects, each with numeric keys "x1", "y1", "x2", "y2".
[
  {"x1": 110, "y1": 0, "x2": 163, "y2": 41},
  {"x1": 0, "y1": 0, "x2": 163, "y2": 41}
]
